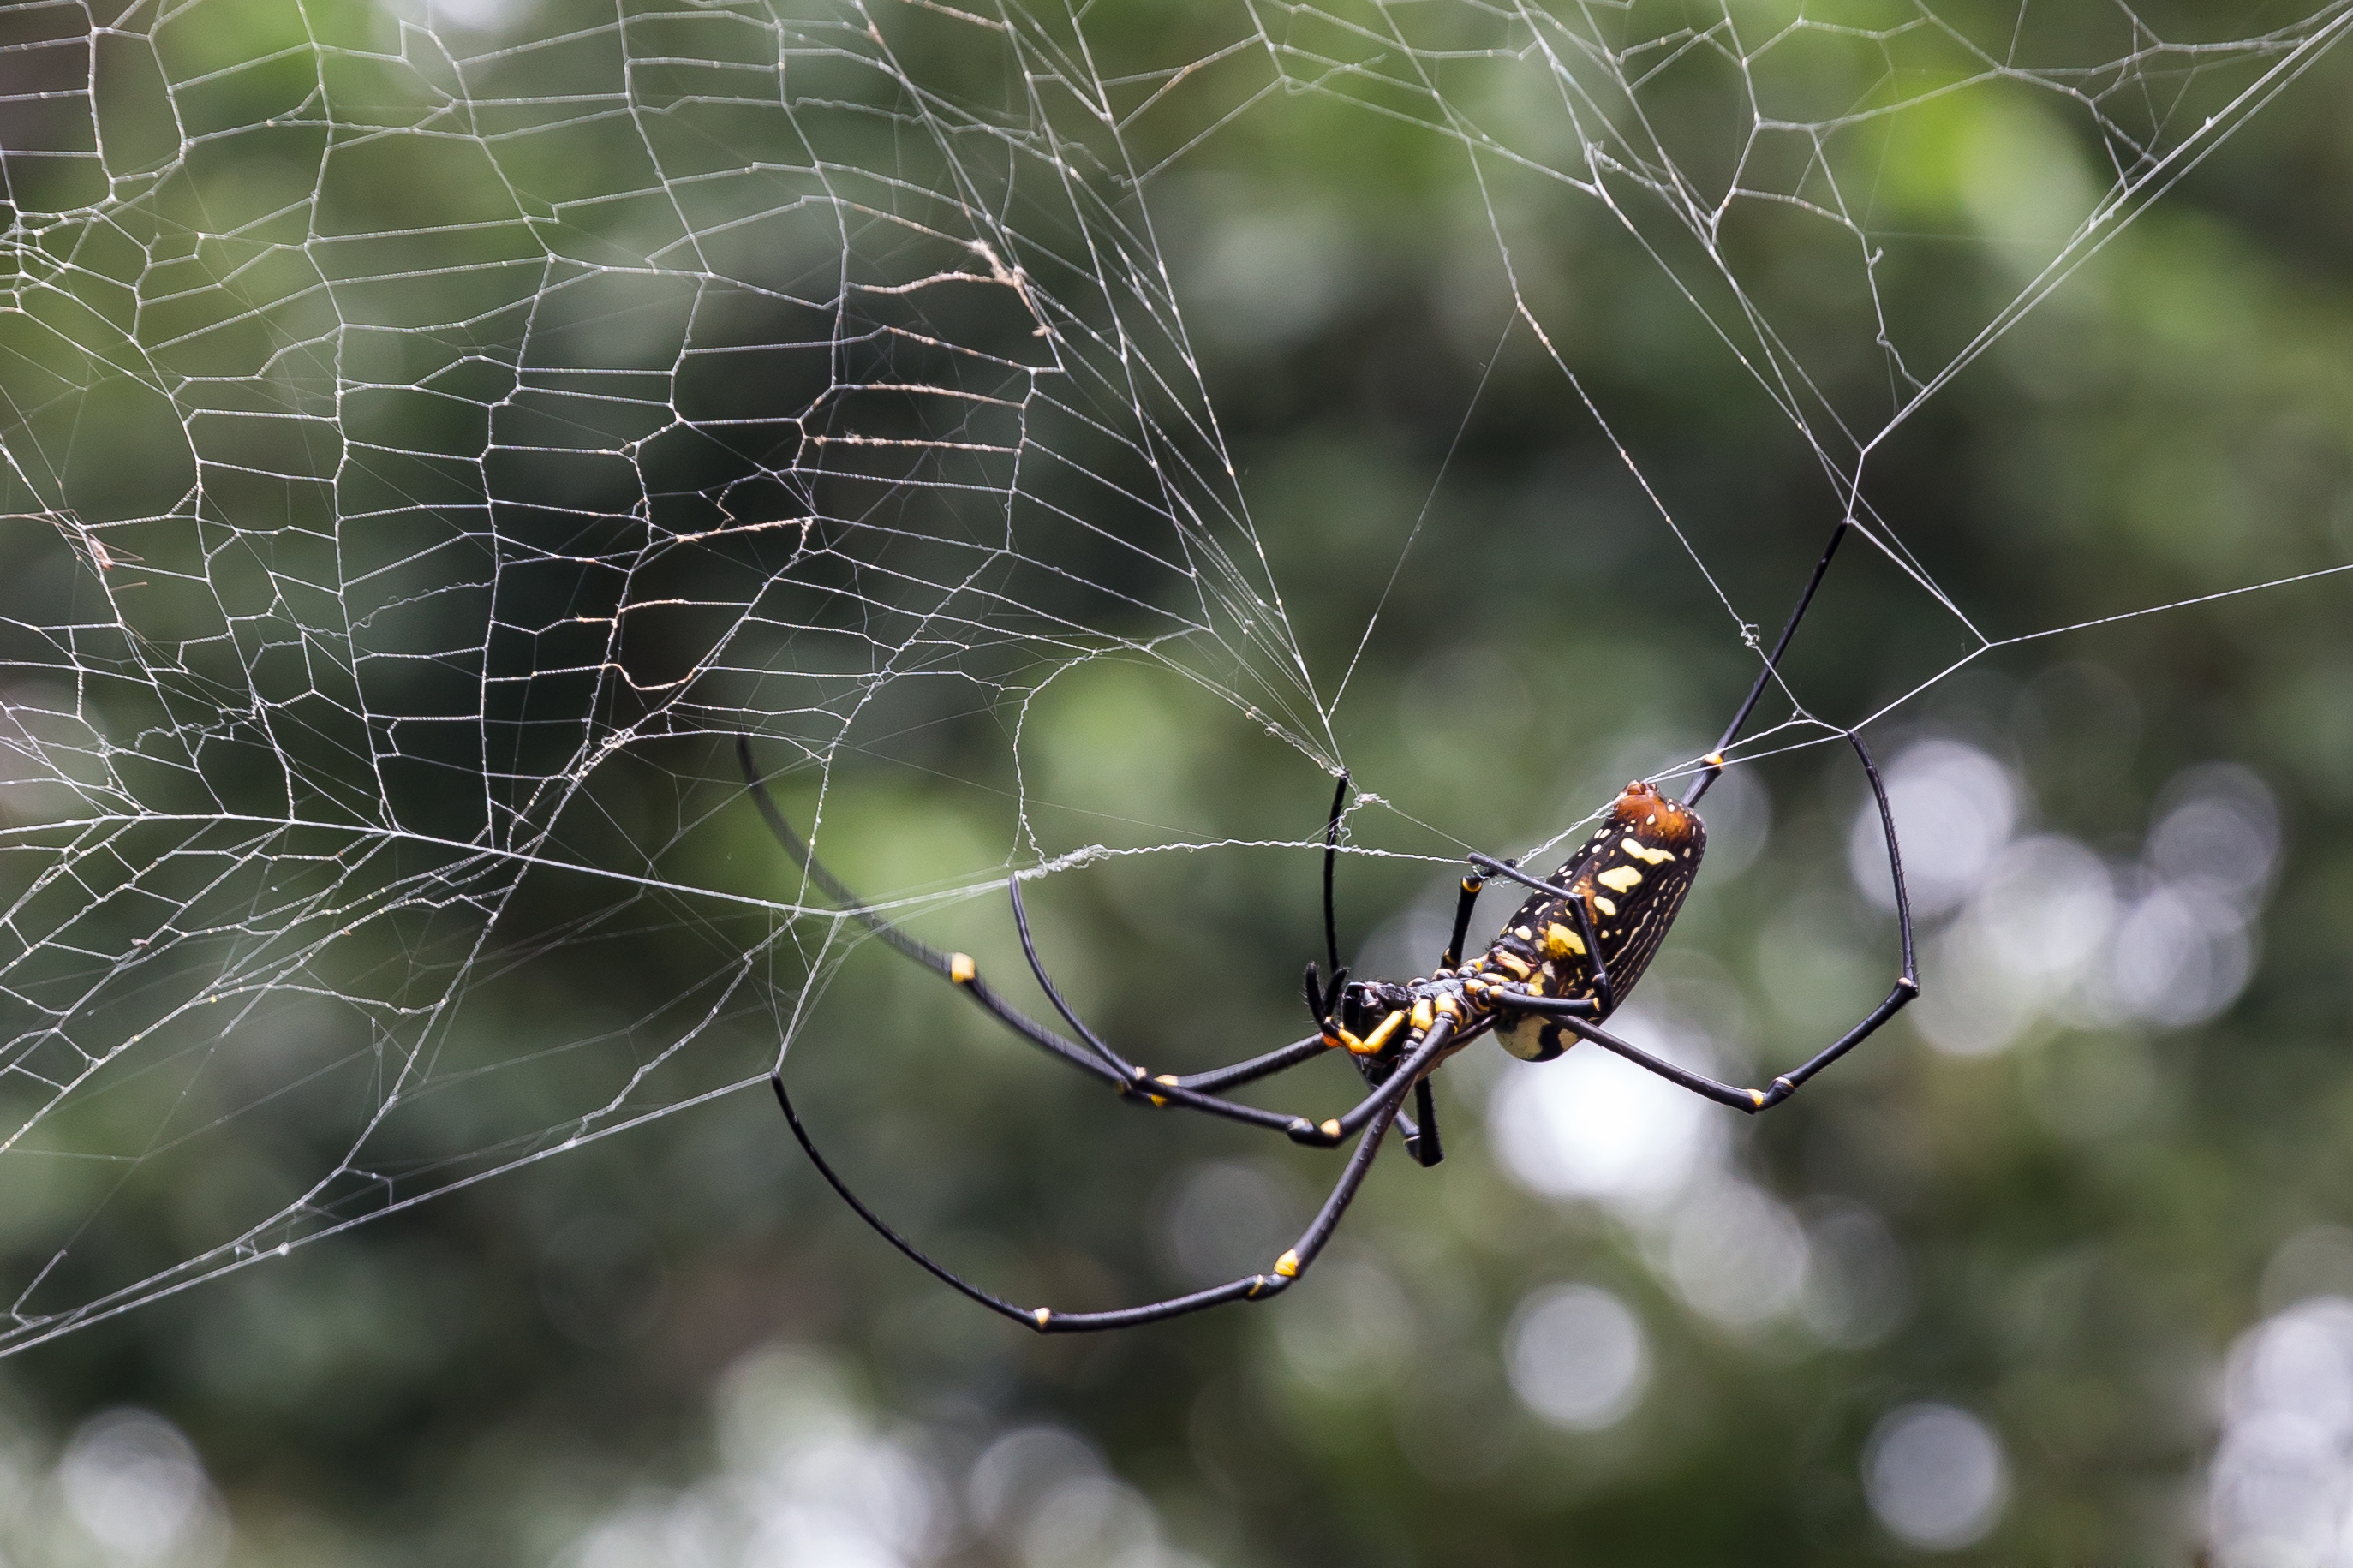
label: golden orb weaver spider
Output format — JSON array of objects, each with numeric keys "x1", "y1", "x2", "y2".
[{"x1": 741, "y1": 522, "x2": 1920, "y2": 1333}]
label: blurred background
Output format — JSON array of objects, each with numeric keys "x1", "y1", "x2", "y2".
[{"x1": 2, "y1": 0, "x2": 2352, "y2": 1562}]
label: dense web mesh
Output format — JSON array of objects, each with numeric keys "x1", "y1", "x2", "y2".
[{"x1": 0, "y1": 0, "x2": 2345, "y2": 1366}]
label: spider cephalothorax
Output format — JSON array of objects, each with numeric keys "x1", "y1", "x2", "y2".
[{"x1": 743, "y1": 522, "x2": 1920, "y2": 1333}]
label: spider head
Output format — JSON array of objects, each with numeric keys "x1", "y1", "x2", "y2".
[{"x1": 1334, "y1": 979, "x2": 1412, "y2": 1045}]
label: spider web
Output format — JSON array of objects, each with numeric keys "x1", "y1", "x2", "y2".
[{"x1": 0, "y1": 0, "x2": 2344, "y2": 1357}]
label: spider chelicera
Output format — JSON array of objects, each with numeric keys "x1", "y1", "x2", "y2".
[{"x1": 739, "y1": 522, "x2": 1920, "y2": 1333}]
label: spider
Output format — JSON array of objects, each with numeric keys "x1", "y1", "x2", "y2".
[{"x1": 739, "y1": 522, "x2": 1919, "y2": 1333}]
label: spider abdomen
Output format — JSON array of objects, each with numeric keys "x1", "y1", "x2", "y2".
[{"x1": 1476, "y1": 780, "x2": 1705, "y2": 1062}]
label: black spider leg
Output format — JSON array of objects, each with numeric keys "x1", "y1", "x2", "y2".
[
  {"x1": 1298, "y1": 772, "x2": 1369, "y2": 1102},
  {"x1": 1006, "y1": 873, "x2": 1150, "y2": 1079},
  {"x1": 1466, "y1": 851, "x2": 1616, "y2": 1015},
  {"x1": 1296, "y1": 774, "x2": 1435, "y2": 1167},
  {"x1": 1687, "y1": 519, "x2": 1848, "y2": 809},
  {"x1": 1037, "y1": 1014, "x2": 1457, "y2": 1330},
  {"x1": 1001, "y1": 874, "x2": 1377, "y2": 1134},
  {"x1": 739, "y1": 737, "x2": 1293, "y2": 1135},
  {"x1": 1344, "y1": 1021, "x2": 1444, "y2": 1168},
  {"x1": 1383, "y1": 867, "x2": 1487, "y2": 1172},
  {"x1": 1442, "y1": 871, "x2": 1484, "y2": 969},
  {"x1": 771, "y1": 1019, "x2": 1454, "y2": 1333},
  {"x1": 1264, "y1": 772, "x2": 1362, "y2": 1100},
  {"x1": 1323, "y1": 771, "x2": 1347, "y2": 981},
  {"x1": 1406, "y1": 1079, "x2": 1442, "y2": 1166},
  {"x1": 737, "y1": 737, "x2": 1125, "y2": 1091},
  {"x1": 739, "y1": 737, "x2": 1436, "y2": 1148},
  {"x1": 996, "y1": 771, "x2": 1448, "y2": 1147},
  {"x1": 1487, "y1": 730, "x2": 1919, "y2": 1113},
  {"x1": 995, "y1": 772, "x2": 1366, "y2": 1109}
]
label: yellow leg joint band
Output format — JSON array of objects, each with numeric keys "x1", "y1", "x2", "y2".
[
  {"x1": 948, "y1": 952, "x2": 976, "y2": 985},
  {"x1": 1275, "y1": 1249, "x2": 1299, "y2": 1278}
]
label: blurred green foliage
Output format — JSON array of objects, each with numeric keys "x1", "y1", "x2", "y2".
[{"x1": 1, "y1": 1, "x2": 2352, "y2": 1564}]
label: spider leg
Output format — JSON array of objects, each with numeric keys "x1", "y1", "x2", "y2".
[
  {"x1": 737, "y1": 739, "x2": 1126, "y2": 1088},
  {"x1": 1403, "y1": 1077, "x2": 1442, "y2": 1166},
  {"x1": 1687, "y1": 519, "x2": 1848, "y2": 808},
  {"x1": 1350, "y1": 1021, "x2": 1443, "y2": 1167},
  {"x1": 1488, "y1": 730, "x2": 1919, "y2": 1113},
  {"x1": 1496, "y1": 984, "x2": 1914, "y2": 1113},
  {"x1": 1287, "y1": 1015, "x2": 1462, "y2": 1147},
  {"x1": 739, "y1": 737, "x2": 1436, "y2": 1144},
  {"x1": 1302, "y1": 774, "x2": 1352, "y2": 1034},
  {"x1": 1567, "y1": 885, "x2": 1615, "y2": 1015},
  {"x1": 740, "y1": 739, "x2": 1291, "y2": 1130},
  {"x1": 1323, "y1": 770, "x2": 1347, "y2": 981},
  {"x1": 1156, "y1": 963, "x2": 1347, "y2": 1095},
  {"x1": 1442, "y1": 871, "x2": 1484, "y2": 969},
  {"x1": 1466, "y1": 852, "x2": 1615, "y2": 1011},
  {"x1": 1032, "y1": 1076, "x2": 1410, "y2": 1331},
  {"x1": 1172, "y1": 1034, "x2": 1329, "y2": 1094},
  {"x1": 999, "y1": 766, "x2": 1412, "y2": 1112},
  {"x1": 1006, "y1": 872, "x2": 1148, "y2": 1079},
  {"x1": 1006, "y1": 874, "x2": 1365, "y2": 1115},
  {"x1": 770, "y1": 1021, "x2": 1440, "y2": 1333},
  {"x1": 1007, "y1": 891, "x2": 1465, "y2": 1147}
]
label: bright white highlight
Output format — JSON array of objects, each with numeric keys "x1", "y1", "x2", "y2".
[
  {"x1": 1487, "y1": 1011, "x2": 1722, "y2": 1211},
  {"x1": 1506, "y1": 1285, "x2": 1651, "y2": 1431},
  {"x1": 1661, "y1": 1179, "x2": 1809, "y2": 1328},
  {"x1": 561, "y1": 1346, "x2": 1212, "y2": 1568},
  {"x1": 1487, "y1": 1009, "x2": 1878, "y2": 1338},
  {"x1": 1864, "y1": 1403, "x2": 2010, "y2": 1550},
  {"x1": 1852, "y1": 740, "x2": 2017, "y2": 918},
  {"x1": 1872, "y1": 745, "x2": 2278, "y2": 1057},
  {"x1": 57, "y1": 1409, "x2": 227, "y2": 1567},
  {"x1": 2207, "y1": 1296, "x2": 2353, "y2": 1566}
]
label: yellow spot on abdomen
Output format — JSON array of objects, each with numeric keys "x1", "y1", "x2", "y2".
[
  {"x1": 1592, "y1": 895, "x2": 1618, "y2": 917},
  {"x1": 1622, "y1": 838, "x2": 1676, "y2": 866},
  {"x1": 1542, "y1": 922, "x2": 1586, "y2": 958},
  {"x1": 1597, "y1": 865, "x2": 1643, "y2": 893}
]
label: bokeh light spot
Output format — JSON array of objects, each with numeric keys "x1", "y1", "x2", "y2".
[
  {"x1": 1864, "y1": 1403, "x2": 2009, "y2": 1550},
  {"x1": 1505, "y1": 1285, "x2": 1650, "y2": 1431}
]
